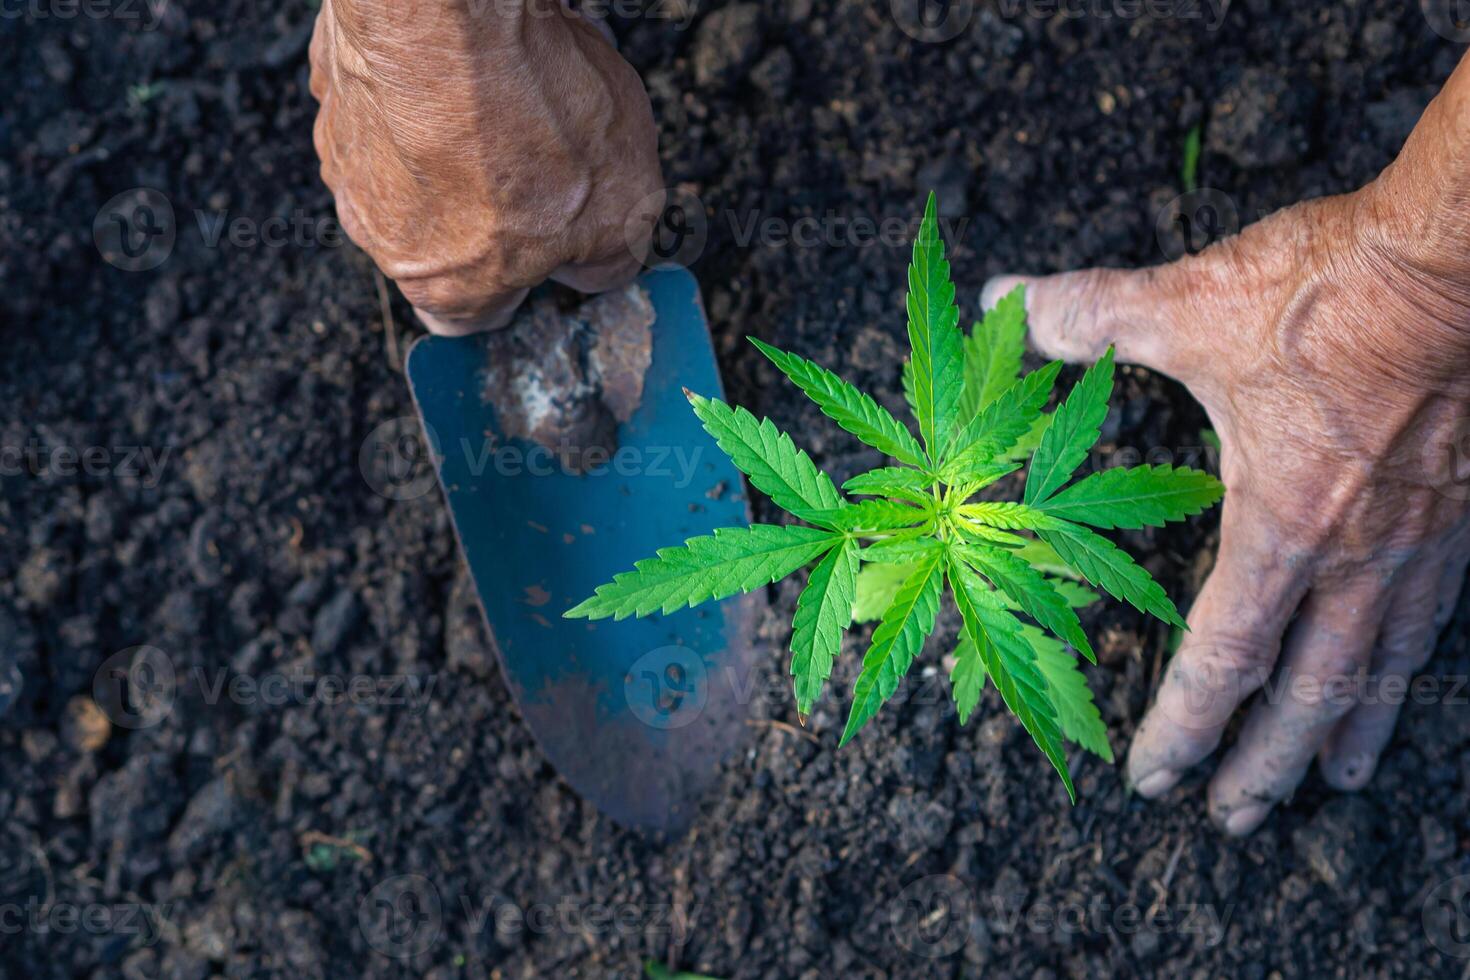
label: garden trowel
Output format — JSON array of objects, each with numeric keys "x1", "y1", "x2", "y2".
[{"x1": 406, "y1": 268, "x2": 759, "y2": 833}]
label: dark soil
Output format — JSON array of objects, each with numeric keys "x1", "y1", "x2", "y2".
[{"x1": 4, "y1": 1, "x2": 1469, "y2": 977}]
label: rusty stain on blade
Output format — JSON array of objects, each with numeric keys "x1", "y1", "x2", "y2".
[{"x1": 480, "y1": 284, "x2": 654, "y2": 474}]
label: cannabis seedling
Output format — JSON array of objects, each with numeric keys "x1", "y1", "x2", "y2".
[{"x1": 567, "y1": 193, "x2": 1223, "y2": 797}]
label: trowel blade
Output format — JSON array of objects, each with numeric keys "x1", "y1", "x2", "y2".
[{"x1": 406, "y1": 268, "x2": 759, "y2": 833}]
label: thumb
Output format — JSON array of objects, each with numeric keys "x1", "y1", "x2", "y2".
[{"x1": 981, "y1": 265, "x2": 1200, "y2": 383}]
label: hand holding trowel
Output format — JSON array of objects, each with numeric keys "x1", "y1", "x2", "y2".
[{"x1": 311, "y1": 0, "x2": 756, "y2": 831}]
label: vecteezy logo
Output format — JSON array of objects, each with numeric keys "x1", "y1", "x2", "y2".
[
  {"x1": 1155, "y1": 188, "x2": 1238, "y2": 262},
  {"x1": 624, "y1": 645, "x2": 709, "y2": 730},
  {"x1": 359, "y1": 417, "x2": 439, "y2": 502},
  {"x1": 92, "y1": 645, "x2": 176, "y2": 730},
  {"x1": 890, "y1": 0, "x2": 974, "y2": 42},
  {"x1": 624, "y1": 188, "x2": 708, "y2": 271},
  {"x1": 1421, "y1": 0, "x2": 1470, "y2": 42},
  {"x1": 1425, "y1": 874, "x2": 1470, "y2": 958},
  {"x1": 359, "y1": 874, "x2": 443, "y2": 959},
  {"x1": 93, "y1": 188, "x2": 176, "y2": 271},
  {"x1": 889, "y1": 874, "x2": 974, "y2": 958},
  {"x1": 1423, "y1": 416, "x2": 1470, "y2": 502}
]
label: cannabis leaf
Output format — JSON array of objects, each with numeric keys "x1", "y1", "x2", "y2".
[
  {"x1": 949, "y1": 555, "x2": 1073, "y2": 800},
  {"x1": 1025, "y1": 625, "x2": 1113, "y2": 762},
  {"x1": 840, "y1": 548, "x2": 945, "y2": 745},
  {"x1": 945, "y1": 360, "x2": 1061, "y2": 474},
  {"x1": 949, "y1": 632, "x2": 986, "y2": 725},
  {"x1": 1040, "y1": 521, "x2": 1189, "y2": 629},
  {"x1": 905, "y1": 192, "x2": 965, "y2": 459},
  {"x1": 1024, "y1": 347, "x2": 1114, "y2": 505},
  {"x1": 843, "y1": 467, "x2": 934, "y2": 503},
  {"x1": 569, "y1": 193, "x2": 1223, "y2": 801},
  {"x1": 687, "y1": 393, "x2": 843, "y2": 518},
  {"x1": 959, "y1": 543, "x2": 1095, "y2": 663},
  {"x1": 750, "y1": 338, "x2": 926, "y2": 467},
  {"x1": 1034, "y1": 463, "x2": 1224, "y2": 529},
  {"x1": 566, "y1": 524, "x2": 838, "y2": 620},
  {"x1": 791, "y1": 537, "x2": 860, "y2": 716},
  {"x1": 960, "y1": 283, "x2": 1028, "y2": 418}
]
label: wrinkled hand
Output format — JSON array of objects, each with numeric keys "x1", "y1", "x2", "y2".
[
  {"x1": 984, "y1": 172, "x2": 1470, "y2": 835},
  {"x1": 309, "y1": 0, "x2": 663, "y2": 334}
]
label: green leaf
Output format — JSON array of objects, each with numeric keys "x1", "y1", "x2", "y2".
[
  {"x1": 1035, "y1": 464, "x2": 1224, "y2": 529},
  {"x1": 1039, "y1": 522, "x2": 1186, "y2": 629},
  {"x1": 749, "y1": 337, "x2": 926, "y2": 467},
  {"x1": 947, "y1": 461, "x2": 1023, "y2": 499},
  {"x1": 1022, "y1": 625, "x2": 1113, "y2": 761},
  {"x1": 842, "y1": 467, "x2": 934, "y2": 504},
  {"x1": 791, "y1": 537, "x2": 861, "y2": 715},
  {"x1": 1003, "y1": 411, "x2": 1052, "y2": 462},
  {"x1": 954, "y1": 523, "x2": 1028, "y2": 549},
  {"x1": 644, "y1": 963, "x2": 723, "y2": 980},
  {"x1": 949, "y1": 631, "x2": 986, "y2": 724},
  {"x1": 852, "y1": 561, "x2": 915, "y2": 623},
  {"x1": 948, "y1": 555, "x2": 1073, "y2": 800},
  {"x1": 1181, "y1": 122, "x2": 1202, "y2": 192},
  {"x1": 566, "y1": 524, "x2": 838, "y2": 620},
  {"x1": 798, "y1": 499, "x2": 928, "y2": 533},
  {"x1": 1050, "y1": 579, "x2": 1101, "y2": 608},
  {"x1": 860, "y1": 536, "x2": 943, "y2": 563},
  {"x1": 901, "y1": 359, "x2": 920, "y2": 423},
  {"x1": 839, "y1": 548, "x2": 945, "y2": 745},
  {"x1": 905, "y1": 192, "x2": 965, "y2": 459},
  {"x1": 960, "y1": 284, "x2": 1028, "y2": 419},
  {"x1": 975, "y1": 573, "x2": 1097, "y2": 613},
  {"x1": 950, "y1": 623, "x2": 1107, "y2": 747},
  {"x1": 957, "y1": 501, "x2": 1055, "y2": 530},
  {"x1": 1012, "y1": 538, "x2": 1078, "y2": 579},
  {"x1": 960, "y1": 543, "x2": 1096, "y2": 663},
  {"x1": 687, "y1": 393, "x2": 842, "y2": 517},
  {"x1": 945, "y1": 361, "x2": 1062, "y2": 473},
  {"x1": 1024, "y1": 347, "x2": 1115, "y2": 505}
]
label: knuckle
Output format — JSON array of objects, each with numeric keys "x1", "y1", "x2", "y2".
[
  {"x1": 1184, "y1": 633, "x2": 1277, "y2": 690},
  {"x1": 1290, "y1": 656, "x2": 1367, "y2": 720},
  {"x1": 394, "y1": 274, "x2": 495, "y2": 321},
  {"x1": 1378, "y1": 610, "x2": 1436, "y2": 663}
]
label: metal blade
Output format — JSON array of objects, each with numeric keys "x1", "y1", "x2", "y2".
[{"x1": 406, "y1": 268, "x2": 758, "y2": 833}]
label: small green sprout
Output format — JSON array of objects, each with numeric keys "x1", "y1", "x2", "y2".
[
  {"x1": 127, "y1": 82, "x2": 166, "y2": 109},
  {"x1": 568, "y1": 193, "x2": 1222, "y2": 799},
  {"x1": 1181, "y1": 123, "x2": 1203, "y2": 191},
  {"x1": 644, "y1": 962, "x2": 723, "y2": 980}
]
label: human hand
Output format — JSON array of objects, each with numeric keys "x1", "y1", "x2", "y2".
[
  {"x1": 308, "y1": 0, "x2": 664, "y2": 335},
  {"x1": 982, "y1": 82, "x2": 1470, "y2": 834}
]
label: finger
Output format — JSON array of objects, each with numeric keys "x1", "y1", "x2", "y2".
[
  {"x1": 308, "y1": 1, "x2": 332, "y2": 102},
  {"x1": 1207, "y1": 573, "x2": 1393, "y2": 836},
  {"x1": 566, "y1": 0, "x2": 619, "y2": 48},
  {"x1": 411, "y1": 288, "x2": 530, "y2": 336},
  {"x1": 979, "y1": 265, "x2": 1202, "y2": 383},
  {"x1": 550, "y1": 252, "x2": 645, "y2": 295},
  {"x1": 1437, "y1": 549, "x2": 1470, "y2": 632},
  {"x1": 1318, "y1": 548, "x2": 1470, "y2": 790},
  {"x1": 1125, "y1": 499, "x2": 1311, "y2": 798}
]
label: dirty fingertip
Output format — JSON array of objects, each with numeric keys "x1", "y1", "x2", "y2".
[
  {"x1": 1319, "y1": 749, "x2": 1378, "y2": 792},
  {"x1": 1132, "y1": 769, "x2": 1182, "y2": 799},
  {"x1": 1217, "y1": 802, "x2": 1271, "y2": 837},
  {"x1": 980, "y1": 274, "x2": 1030, "y2": 312}
]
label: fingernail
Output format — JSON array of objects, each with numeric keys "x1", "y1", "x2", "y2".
[
  {"x1": 979, "y1": 275, "x2": 1026, "y2": 312},
  {"x1": 1133, "y1": 769, "x2": 1181, "y2": 798},
  {"x1": 1325, "y1": 751, "x2": 1376, "y2": 791},
  {"x1": 1223, "y1": 803, "x2": 1270, "y2": 837}
]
